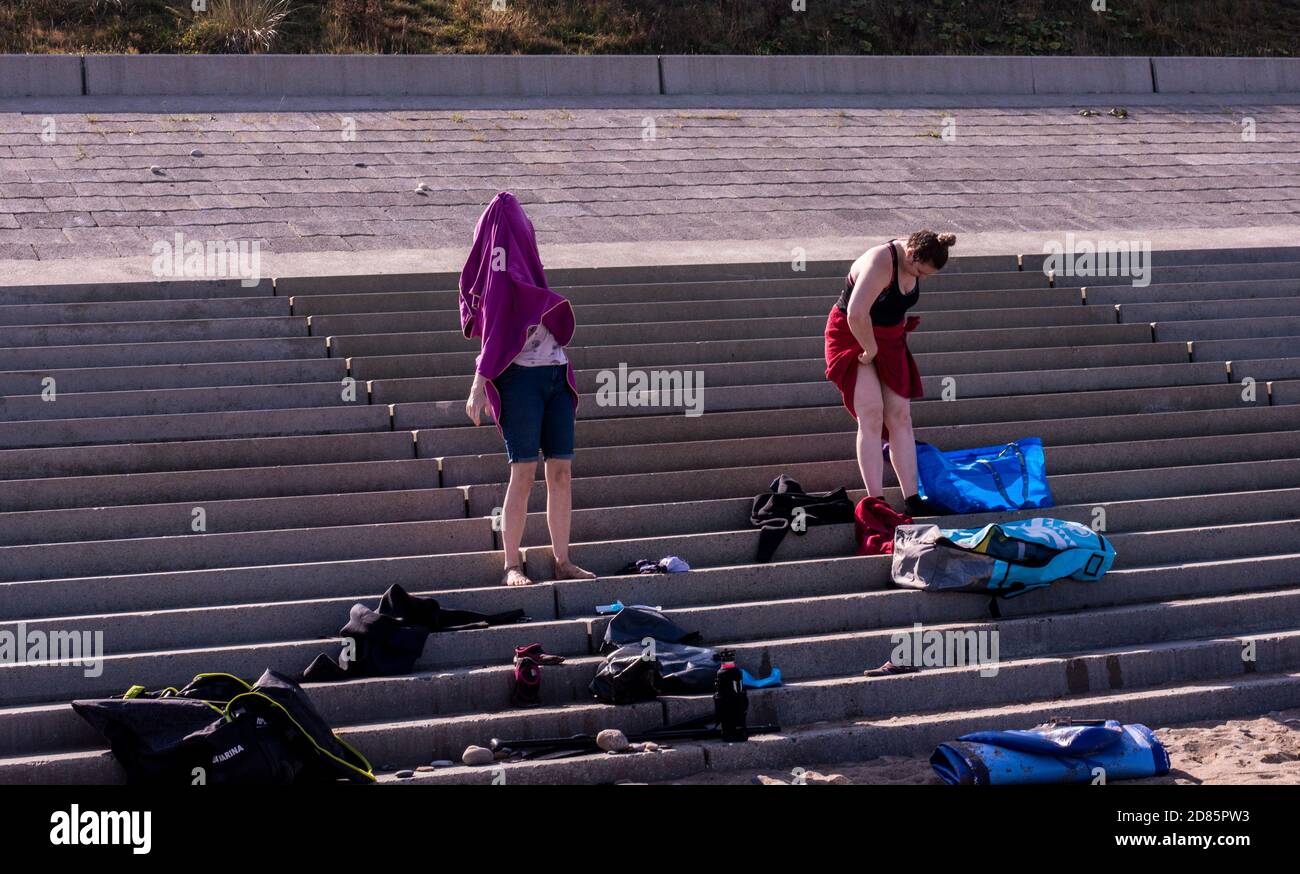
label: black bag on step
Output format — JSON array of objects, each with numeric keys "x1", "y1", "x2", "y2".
[
  {"x1": 590, "y1": 642, "x2": 721, "y2": 704},
  {"x1": 72, "y1": 670, "x2": 374, "y2": 785}
]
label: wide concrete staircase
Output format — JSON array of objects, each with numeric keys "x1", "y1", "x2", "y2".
[{"x1": 2, "y1": 246, "x2": 1300, "y2": 785}]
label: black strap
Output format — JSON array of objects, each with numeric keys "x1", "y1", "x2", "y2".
[
  {"x1": 886, "y1": 238, "x2": 900, "y2": 291},
  {"x1": 888, "y1": 239, "x2": 921, "y2": 296},
  {"x1": 975, "y1": 444, "x2": 1030, "y2": 507}
]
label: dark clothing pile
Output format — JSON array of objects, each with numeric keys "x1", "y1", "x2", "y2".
[
  {"x1": 750, "y1": 474, "x2": 855, "y2": 562},
  {"x1": 620, "y1": 556, "x2": 691, "y2": 575},
  {"x1": 302, "y1": 584, "x2": 526, "y2": 682}
]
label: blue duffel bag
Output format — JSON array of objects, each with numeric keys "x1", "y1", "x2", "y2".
[
  {"x1": 916, "y1": 438, "x2": 1053, "y2": 514},
  {"x1": 931, "y1": 719, "x2": 1170, "y2": 785}
]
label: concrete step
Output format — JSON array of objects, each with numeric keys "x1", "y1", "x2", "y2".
[
  {"x1": 1121, "y1": 296, "x2": 1300, "y2": 324},
  {"x1": 328, "y1": 320, "x2": 1153, "y2": 358},
  {"x1": 310, "y1": 298, "x2": 1110, "y2": 339},
  {"x1": 0, "y1": 404, "x2": 392, "y2": 450},
  {"x1": 1044, "y1": 260, "x2": 1300, "y2": 287},
  {"x1": 6, "y1": 488, "x2": 1294, "y2": 653},
  {"x1": 1157, "y1": 315, "x2": 1300, "y2": 342},
  {"x1": 1, "y1": 539, "x2": 1294, "y2": 712},
  {"x1": 465, "y1": 449, "x2": 1300, "y2": 521},
  {"x1": 0, "y1": 594, "x2": 1272, "y2": 760},
  {"x1": 0, "y1": 358, "x2": 347, "y2": 396},
  {"x1": 0, "y1": 430, "x2": 414, "y2": 482},
  {"x1": 1088, "y1": 277, "x2": 1300, "y2": 305},
  {"x1": 1232, "y1": 359, "x2": 1300, "y2": 383},
  {"x1": 1021, "y1": 245, "x2": 1300, "y2": 274},
  {"x1": 0, "y1": 457, "x2": 441, "y2": 513},
  {"x1": 0, "y1": 316, "x2": 307, "y2": 349},
  {"x1": 373, "y1": 359, "x2": 1225, "y2": 406},
  {"x1": 0, "y1": 485, "x2": 466, "y2": 546},
  {"x1": 399, "y1": 669, "x2": 1300, "y2": 785},
  {"x1": 0, "y1": 612, "x2": 585, "y2": 708},
  {"x1": 0, "y1": 511, "x2": 502, "y2": 582},
  {"x1": 0, "y1": 277, "x2": 273, "y2": 307},
  {"x1": 352, "y1": 622, "x2": 1300, "y2": 769},
  {"x1": 0, "y1": 336, "x2": 327, "y2": 371},
  {"x1": 415, "y1": 396, "x2": 1300, "y2": 461},
  {"x1": 400, "y1": 379, "x2": 1258, "y2": 431},
  {"x1": 1270, "y1": 380, "x2": 1300, "y2": 405},
  {"x1": 528, "y1": 477, "x2": 1300, "y2": 547},
  {"x1": 276, "y1": 260, "x2": 1026, "y2": 298},
  {"x1": 293, "y1": 281, "x2": 1079, "y2": 317},
  {"x1": 0, "y1": 381, "x2": 365, "y2": 423},
  {"x1": 543, "y1": 516, "x2": 1300, "y2": 587},
  {"x1": 3, "y1": 473, "x2": 1295, "y2": 626},
  {"x1": 351, "y1": 338, "x2": 1188, "y2": 382},
  {"x1": 443, "y1": 420, "x2": 1300, "y2": 489},
  {"x1": 1192, "y1": 336, "x2": 1300, "y2": 362},
  {"x1": 0, "y1": 296, "x2": 288, "y2": 327}
]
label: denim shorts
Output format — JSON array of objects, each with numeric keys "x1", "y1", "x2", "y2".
[{"x1": 494, "y1": 363, "x2": 576, "y2": 463}]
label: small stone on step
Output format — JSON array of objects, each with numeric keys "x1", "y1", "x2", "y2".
[
  {"x1": 462, "y1": 745, "x2": 494, "y2": 766},
  {"x1": 596, "y1": 729, "x2": 629, "y2": 752}
]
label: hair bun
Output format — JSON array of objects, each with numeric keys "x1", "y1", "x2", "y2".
[{"x1": 937, "y1": 233, "x2": 957, "y2": 247}]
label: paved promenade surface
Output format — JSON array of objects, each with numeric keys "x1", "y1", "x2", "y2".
[{"x1": 1, "y1": 97, "x2": 1297, "y2": 263}]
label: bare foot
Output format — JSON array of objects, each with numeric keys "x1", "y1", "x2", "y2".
[
  {"x1": 554, "y1": 560, "x2": 597, "y2": 580},
  {"x1": 503, "y1": 566, "x2": 534, "y2": 587}
]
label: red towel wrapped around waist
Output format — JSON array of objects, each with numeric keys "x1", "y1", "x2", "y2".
[{"x1": 824, "y1": 306, "x2": 923, "y2": 419}]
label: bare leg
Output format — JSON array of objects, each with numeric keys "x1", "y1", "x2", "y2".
[
  {"x1": 545, "y1": 458, "x2": 596, "y2": 580},
  {"x1": 881, "y1": 381, "x2": 919, "y2": 497},
  {"x1": 853, "y1": 360, "x2": 887, "y2": 495},
  {"x1": 501, "y1": 461, "x2": 537, "y2": 585}
]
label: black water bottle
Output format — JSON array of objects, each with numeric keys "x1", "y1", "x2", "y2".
[{"x1": 714, "y1": 650, "x2": 748, "y2": 742}]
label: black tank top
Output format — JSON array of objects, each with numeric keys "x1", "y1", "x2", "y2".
[{"x1": 835, "y1": 240, "x2": 920, "y2": 327}]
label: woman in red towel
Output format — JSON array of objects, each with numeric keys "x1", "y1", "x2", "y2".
[{"x1": 824, "y1": 230, "x2": 956, "y2": 513}]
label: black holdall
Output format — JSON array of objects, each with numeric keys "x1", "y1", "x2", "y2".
[{"x1": 72, "y1": 670, "x2": 375, "y2": 785}]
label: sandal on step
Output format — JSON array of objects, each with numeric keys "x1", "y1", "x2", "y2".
[{"x1": 864, "y1": 660, "x2": 920, "y2": 677}]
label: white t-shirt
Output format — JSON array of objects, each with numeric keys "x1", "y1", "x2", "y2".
[{"x1": 512, "y1": 323, "x2": 569, "y2": 367}]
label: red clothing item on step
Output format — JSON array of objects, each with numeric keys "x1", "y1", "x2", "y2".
[
  {"x1": 854, "y1": 496, "x2": 913, "y2": 556},
  {"x1": 824, "y1": 306, "x2": 923, "y2": 420}
]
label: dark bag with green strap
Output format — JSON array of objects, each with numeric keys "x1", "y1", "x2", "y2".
[{"x1": 73, "y1": 669, "x2": 374, "y2": 785}]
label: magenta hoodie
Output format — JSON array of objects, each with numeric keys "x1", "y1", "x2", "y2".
[{"x1": 459, "y1": 192, "x2": 579, "y2": 427}]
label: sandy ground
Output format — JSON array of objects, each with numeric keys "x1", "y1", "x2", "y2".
[{"x1": 663, "y1": 708, "x2": 1300, "y2": 785}]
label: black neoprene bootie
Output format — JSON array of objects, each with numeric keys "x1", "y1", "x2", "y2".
[{"x1": 903, "y1": 494, "x2": 939, "y2": 517}]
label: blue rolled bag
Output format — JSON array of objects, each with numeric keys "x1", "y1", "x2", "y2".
[
  {"x1": 931, "y1": 719, "x2": 1170, "y2": 785},
  {"x1": 916, "y1": 438, "x2": 1053, "y2": 514},
  {"x1": 892, "y1": 517, "x2": 1115, "y2": 600}
]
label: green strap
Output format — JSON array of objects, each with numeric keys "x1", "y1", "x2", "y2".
[{"x1": 224, "y1": 691, "x2": 376, "y2": 783}]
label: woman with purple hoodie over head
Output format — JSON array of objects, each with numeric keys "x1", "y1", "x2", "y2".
[{"x1": 461, "y1": 193, "x2": 597, "y2": 587}]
